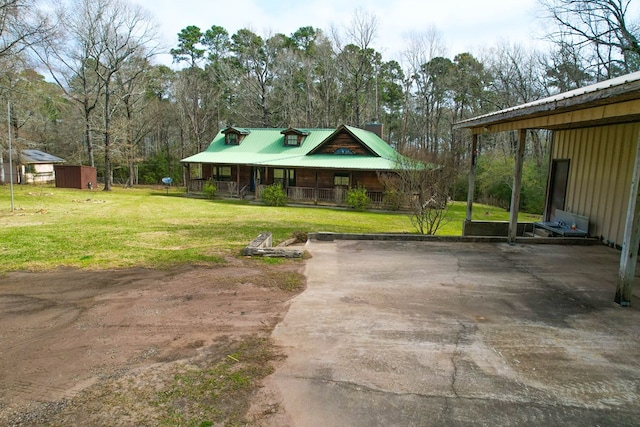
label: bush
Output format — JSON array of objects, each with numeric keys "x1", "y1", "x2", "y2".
[
  {"x1": 203, "y1": 182, "x2": 217, "y2": 199},
  {"x1": 346, "y1": 186, "x2": 371, "y2": 211},
  {"x1": 261, "y1": 184, "x2": 287, "y2": 206},
  {"x1": 382, "y1": 190, "x2": 405, "y2": 211}
]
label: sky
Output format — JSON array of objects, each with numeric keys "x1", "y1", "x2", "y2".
[{"x1": 133, "y1": 0, "x2": 549, "y2": 67}]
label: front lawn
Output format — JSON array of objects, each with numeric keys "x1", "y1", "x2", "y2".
[{"x1": 0, "y1": 185, "x2": 532, "y2": 272}]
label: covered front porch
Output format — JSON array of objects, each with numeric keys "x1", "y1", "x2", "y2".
[{"x1": 184, "y1": 163, "x2": 387, "y2": 207}]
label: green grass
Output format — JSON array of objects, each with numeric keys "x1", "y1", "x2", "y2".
[
  {"x1": 152, "y1": 336, "x2": 275, "y2": 426},
  {"x1": 0, "y1": 184, "x2": 534, "y2": 272}
]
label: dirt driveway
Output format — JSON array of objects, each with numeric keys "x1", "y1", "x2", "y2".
[{"x1": 0, "y1": 257, "x2": 305, "y2": 426}]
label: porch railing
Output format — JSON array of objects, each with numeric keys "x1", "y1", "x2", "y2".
[
  {"x1": 256, "y1": 185, "x2": 385, "y2": 208},
  {"x1": 190, "y1": 181, "x2": 389, "y2": 208},
  {"x1": 188, "y1": 179, "x2": 245, "y2": 198}
]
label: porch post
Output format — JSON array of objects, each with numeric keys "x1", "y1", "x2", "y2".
[
  {"x1": 465, "y1": 133, "x2": 478, "y2": 222},
  {"x1": 615, "y1": 131, "x2": 640, "y2": 306},
  {"x1": 185, "y1": 163, "x2": 191, "y2": 194},
  {"x1": 314, "y1": 170, "x2": 318, "y2": 203},
  {"x1": 508, "y1": 129, "x2": 526, "y2": 244},
  {"x1": 236, "y1": 164, "x2": 241, "y2": 198}
]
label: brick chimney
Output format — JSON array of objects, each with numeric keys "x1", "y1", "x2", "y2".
[{"x1": 365, "y1": 120, "x2": 384, "y2": 139}]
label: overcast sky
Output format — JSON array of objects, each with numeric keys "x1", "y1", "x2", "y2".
[{"x1": 134, "y1": 0, "x2": 549, "y2": 66}]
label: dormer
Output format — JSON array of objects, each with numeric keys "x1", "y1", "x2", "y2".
[
  {"x1": 281, "y1": 127, "x2": 310, "y2": 146},
  {"x1": 222, "y1": 126, "x2": 250, "y2": 145}
]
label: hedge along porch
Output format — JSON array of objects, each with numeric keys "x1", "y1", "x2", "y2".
[
  {"x1": 181, "y1": 124, "x2": 406, "y2": 207},
  {"x1": 454, "y1": 71, "x2": 640, "y2": 306}
]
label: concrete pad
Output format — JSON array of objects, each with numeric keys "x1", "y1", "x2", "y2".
[{"x1": 264, "y1": 241, "x2": 640, "y2": 426}]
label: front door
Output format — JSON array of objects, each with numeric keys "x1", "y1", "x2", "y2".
[
  {"x1": 546, "y1": 159, "x2": 570, "y2": 221},
  {"x1": 250, "y1": 167, "x2": 264, "y2": 191}
]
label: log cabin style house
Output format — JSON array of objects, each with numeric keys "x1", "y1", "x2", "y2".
[{"x1": 181, "y1": 124, "x2": 404, "y2": 206}]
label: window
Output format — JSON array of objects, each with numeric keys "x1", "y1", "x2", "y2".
[
  {"x1": 334, "y1": 173, "x2": 349, "y2": 187},
  {"x1": 215, "y1": 166, "x2": 232, "y2": 181},
  {"x1": 334, "y1": 147, "x2": 354, "y2": 155},
  {"x1": 281, "y1": 128, "x2": 308, "y2": 145},
  {"x1": 191, "y1": 164, "x2": 203, "y2": 179},
  {"x1": 287, "y1": 169, "x2": 296, "y2": 187},
  {"x1": 273, "y1": 168, "x2": 284, "y2": 186},
  {"x1": 226, "y1": 133, "x2": 238, "y2": 145},
  {"x1": 273, "y1": 168, "x2": 295, "y2": 187}
]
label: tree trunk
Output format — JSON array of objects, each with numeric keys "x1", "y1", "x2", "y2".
[
  {"x1": 85, "y1": 114, "x2": 94, "y2": 167},
  {"x1": 103, "y1": 84, "x2": 112, "y2": 191}
]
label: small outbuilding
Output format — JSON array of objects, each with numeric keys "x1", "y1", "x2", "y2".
[
  {"x1": 454, "y1": 71, "x2": 640, "y2": 306},
  {"x1": 54, "y1": 165, "x2": 97, "y2": 190},
  {"x1": 4, "y1": 149, "x2": 66, "y2": 184}
]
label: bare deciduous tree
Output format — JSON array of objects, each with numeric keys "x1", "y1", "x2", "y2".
[
  {"x1": 0, "y1": 0, "x2": 51, "y2": 58},
  {"x1": 401, "y1": 27, "x2": 449, "y2": 153},
  {"x1": 332, "y1": 8, "x2": 379, "y2": 127},
  {"x1": 379, "y1": 152, "x2": 454, "y2": 235},
  {"x1": 540, "y1": 0, "x2": 640, "y2": 77},
  {"x1": 31, "y1": 1, "x2": 104, "y2": 167},
  {"x1": 32, "y1": 0, "x2": 159, "y2": 186},
  {"x1": 87, "y1": 0, "x2": 159, "y2": 190}
]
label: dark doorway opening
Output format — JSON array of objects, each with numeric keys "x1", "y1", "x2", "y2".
[{"x1": 546, "y1": 159, "x2": 570, "y2": 221}]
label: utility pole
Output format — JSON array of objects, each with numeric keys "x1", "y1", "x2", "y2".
[{"x1": 8, "y1": 101, "x2": 14, "y2": 212}]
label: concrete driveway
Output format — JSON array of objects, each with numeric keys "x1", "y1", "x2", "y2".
[{"x1": 259, "y1": 240, "x2": 640, "y2": 426}]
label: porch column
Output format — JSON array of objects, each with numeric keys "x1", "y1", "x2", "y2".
[
  {"x1": 314, "y1": 170, "x2": 318, "y2": 203},
  {"x1": 185, "y1": 163, "x2": 191, "y2": 194},
  {"x1": 251, "y1": 166, "x2": 257, "y2": 199},
  {"x1": 615, "y1": 131, "x2": 640, "y2": 306},
  {"x1": 465, "y1": 133, "x2": 478, "y2": 222},
  {"x1": 237, "y1": 164, "x2": 241, "y2": 198},
  {"x1": 508, "y1": 129, "x2": 526, "y2": 244}
]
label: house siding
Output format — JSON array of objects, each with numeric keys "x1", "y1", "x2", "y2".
[
  {"x1": 296, "y1": 169, "x2": 316, "y2": 187},
  {"x1": 552, "y1": 122, "x2": 640, "y2": 246},
  {"x1": 314, "y1": 132, "x2": 371, "y2": 155}
]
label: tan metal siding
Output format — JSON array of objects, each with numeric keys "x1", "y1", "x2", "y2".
[{"x1": 553, "y1": 123, "x2": 640, "y2": 246}]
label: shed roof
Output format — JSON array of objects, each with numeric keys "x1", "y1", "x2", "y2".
[
  {"x1": 181, "y1": 125, "x2": 408, "y2": 170},
  {"x1": 454, "y1": 71, "x2": 640, "y2": 133},
  {"x1": 20, "y1": 149, "x2": 65, "y2": 164}
]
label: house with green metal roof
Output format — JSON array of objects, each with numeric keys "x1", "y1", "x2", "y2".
[{"x1": 181, "y1": 124, "x2": 405, "y2": 206}]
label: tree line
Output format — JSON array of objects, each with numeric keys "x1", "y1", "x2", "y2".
[{"x1": 1, "y1": 0, "x2": 638, "y2": 211}]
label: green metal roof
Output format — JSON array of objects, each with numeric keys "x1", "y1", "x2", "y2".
[{"x1": 181, "y1": 125, "x2": 407, "y2": 171}]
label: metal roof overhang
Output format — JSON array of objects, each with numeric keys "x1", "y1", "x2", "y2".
[
  {"x1": 181, "y1": 152, "x2": 401, "y2": 171},
  {"x1": 454, "y1": 71, "x2": 640, "y2": 134}
]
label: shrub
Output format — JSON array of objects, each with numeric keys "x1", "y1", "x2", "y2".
[
  {"x1": 410, "y1": 190, "x2": 450, "y2": 235},
  {"x1": 346, "y1": 186, "x2": 371, "y2": 211},
  {"x1": 261, "y1": 184, "x2": 287, "y2": 206},
  {"x1": 203, "y1": 182, "x2": 217, "y2": 199},
  {"x1": 383, "y1": 190, "x2": 405, "y2": 211}
]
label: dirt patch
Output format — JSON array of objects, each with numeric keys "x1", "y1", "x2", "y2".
[{"x1": 0, "y1": 257, "x2": 305, "y2": 426}]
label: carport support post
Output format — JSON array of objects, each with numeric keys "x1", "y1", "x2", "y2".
[
  {"x1": 465, "y1": 133, "x2": 478, "y2": 222},
  {"x1": 508, "y1": 129, "x2": 526, "y2": 244},
  {"x1": 615, "y1": 132, "x2": 640, "y2": 306}
]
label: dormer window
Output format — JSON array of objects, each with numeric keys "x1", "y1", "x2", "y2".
[
  {"x1": 281, "y1": 127, "x2": 309, "y2": 146},
  {"x1": 226, "y1": 133, "x2": 238, "y2": 145},
  {"x1": 222, "y1": 126, "x2": 250, "y2": 145},
  {"x1": 285, "y1": 134, "x2": 300, "y2": 146}
]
